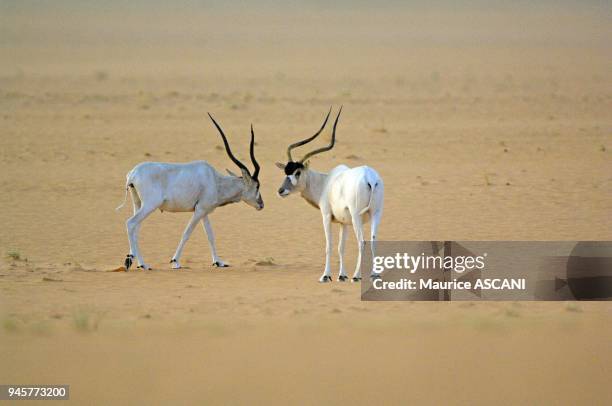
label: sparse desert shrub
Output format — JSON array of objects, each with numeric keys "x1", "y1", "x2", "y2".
[
  {"x1": 6, "y1": 250, "x2": 21, "y2": 261},
  {"x1": 3, "y1": 318, "x2": 18, "y2": 332},
  {"x1": 73, "y1": 311, "x2": 90, "y2": 331},
  {"x1": 72, "y1": 308, "x2": 103, "y2": 332}
]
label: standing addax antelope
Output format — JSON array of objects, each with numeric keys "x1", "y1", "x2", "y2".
[
  {"x1": 276, "y1": 107, "x2": 384, "y2": 282},
  {"x1": 116, "y1": 114, "x2": 263, "y2": 270}
]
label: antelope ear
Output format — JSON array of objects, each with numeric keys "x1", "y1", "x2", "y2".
[
  {"x1": 275, "y1": 162, "x2": 286, "y2": 170},
  {"x1": 240, "y1": 168, "x2": 252, "y2": 182},
  {"x1": 226, "y1": 169, "x2": 239, "y2": 177}
]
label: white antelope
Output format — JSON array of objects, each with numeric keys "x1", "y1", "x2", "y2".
[
  {"x1": 116, "y1": 114, "x2": 263, "y2": 270},
  {"x1": 276, "y1": 107, "x2": 384, "y2": 282}
]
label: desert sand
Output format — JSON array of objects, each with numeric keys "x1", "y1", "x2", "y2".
[{"x1": 0, "y1": 2, "x2": 611, "y2": 404}]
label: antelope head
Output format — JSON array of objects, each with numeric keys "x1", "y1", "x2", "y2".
[
  {"x1": 208, "y1": 113, "x2": 264, "y2": 210},
  {"x1": 276, "y1": 106, "x2": 342, "y2": 197}
]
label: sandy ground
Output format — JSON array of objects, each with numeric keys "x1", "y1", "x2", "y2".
[{"x1": 0, "y1": 2, "x2": 611, "y2": 404}]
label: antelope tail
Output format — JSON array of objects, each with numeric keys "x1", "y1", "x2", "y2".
[
  {"x1": 116, "y1": 171, "x2": 135, "y2": 211},
  {"x1": 115, "y1": 186, "x2": 130, "y2": 211},
  {"x1": 359, "y1": 181, "x2": 378, "y2": 216},
  {"x1": 115, "y1": 169, "x2": 134, "y2": 211}
]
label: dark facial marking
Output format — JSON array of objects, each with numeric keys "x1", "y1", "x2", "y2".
[{"x1": 284, "y1": 161, "x2": 304, "y2": 176}]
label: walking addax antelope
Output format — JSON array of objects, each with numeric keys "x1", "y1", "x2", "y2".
[
  {"x1": 276, "y1": 107, "x2": 384, "y2": 282},
  {"x1": 116, "y1": 114, "x2": 263, "y2": 270}
]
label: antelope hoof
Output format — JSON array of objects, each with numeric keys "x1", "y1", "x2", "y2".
[
  {"x1": 338, "y1": 275, "x2": 349, "y2": 282},
  {"x1": 170, "y1": 259, "x2": 181, "y2": 269},
  {"x1": 352, "y1": 277, "x2": 362, "y2": 283},
  {"x1": 319, "y1": 275, "x2": 332, "y2": 283},
  {"x1": 370, "y1": 273, "x2": 382, "y2": 280},
  {"x1": 124, "y1": 254, "x2": 134, "y2": 270},
  {"x1": 137, "y1": 265, "x2": 151, "y2": 271},
  {"x1": 212, "y1": 261, "x2": 228, "y2": 268}
]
